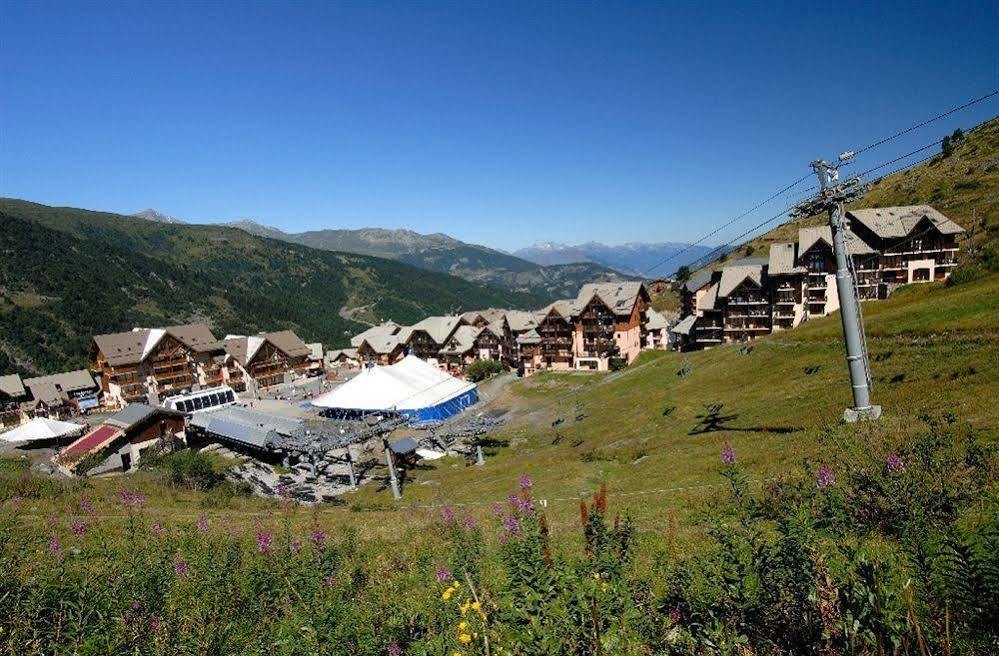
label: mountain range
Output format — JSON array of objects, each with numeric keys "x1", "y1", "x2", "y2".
[
  {"x1": 0, "y1": 199, "x2": 545, "y2": 376},
  {"x1": 512, "y1": 240, "x2": 716, "y2": 276},
  {"x1": 219, "y1": 222, "x2": 636, "y2": 300}
]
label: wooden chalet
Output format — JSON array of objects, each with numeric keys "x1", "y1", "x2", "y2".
[
  {"x1": 92, "y1": 324, "x2": 226, "y2": 409},
  {"x1": 223, "y1": 330, "x2": 314, "y2": 391},
  {"x1": 571, "y1": 282, "x2": 650, "y2": 370}
]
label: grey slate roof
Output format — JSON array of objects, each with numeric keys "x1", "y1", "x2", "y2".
[
  {"x1": 516, "y1": 329, "x2": 542, "y2": 345},
  {"x1": 645, "y1": 308, "x2": 674, "y2": 331},
  {"x1": 439, "y1": 325, "x2": 481, "y2": 355},
  {"x1": 23, "y1": 369, "x2": 98, "y2": 406},
  {"x1": 350, "y1": 322, "x2": 400, "y2": 348},
  {"x1": 505, "y1": 310, "x2": 539, "y2": 333},
  {"x1": 541, "y1": 299, "x2": 579, "y2": 319},
  {"x1": 717, "y1": 264, "x2": 764, "y2": 298},
  {"x1": 408, "y1": 316, "x2": 464, "y2": 345},
  {"x1": 697, "y1": 283, "x2": 720, "y2": 312},
  {"x1": 798, "y1": 225, "x2": 876, "y2": 256},
  {"x1": 0, "y1": 374, "x2": 26, "y2": 399},
  {"x1": 359, "y1": 333, "x2": 405, "y2": 355},
  {"x1": 768, "y1": 242, "x2": 806, "y2": 275},
  {"x1": 847, "y1": 205, "x2": 964, "y2": 238},
  {"x1": 105, "y1": 403, "x2": 159, "y2": 429},
  {"x1": 683, "y1": 270, "x2": 714, "y2": 293},
  {"x1": 671, "y1": 315, "x2": 697, "y2": 336},
  {"x1": 576, "y1": 282, "x2": 647, "y2": 316}
]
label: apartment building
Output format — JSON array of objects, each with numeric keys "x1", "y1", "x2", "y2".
[
  {"x1": 222, "y1": 330, "x2": 315, "y2": 391},
  {"x1": 571, "y1": 282, "x2": 650, "y2": 370},
  {"x1": 92, "y1": 324, "x2": 228, "y2": 409},
  {"x1": 680, "y1": 205, "x2": 964, "y2": 350},
  {"x1": 846, "y1": 205, "x2": 964, "y2": 286}
]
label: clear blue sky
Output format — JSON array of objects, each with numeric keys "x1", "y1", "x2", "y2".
[{"x1": 2, "y1": 1, "x2": 996, "y2": 251}]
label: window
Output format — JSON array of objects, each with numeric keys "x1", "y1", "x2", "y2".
[
  {"x1": 225, "y1": 390, "x2": 235, "y2": 403},
  {"x1": 193, "y1": 396, "x2": 203, "y2": 410}
]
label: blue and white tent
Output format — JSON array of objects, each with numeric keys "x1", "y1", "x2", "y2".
[{"x1": 311, "y1": 355, "x2": 478, "y2": 424}]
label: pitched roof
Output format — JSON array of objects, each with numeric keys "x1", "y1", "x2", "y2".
[
  {"x1": 326, "y1": 348, "x2": 359, "y2": 362},
  {"x1": 576, "y1": 282, "x2": 647, "y2": 316},
  {"x1": 223, "y1": 330, "x2": 311, "y2": 366},
  {"x1": 23, "y1": 369, "x2": 97, "y2": 406},
  {"x1": 717, "y1": 264, "x2": 764, "y2": 298},
  {"x1": 798, "y1": 225, "x2": 877, "y2": 257},
  {"x1": 0, "y1": 374, "x2": 25, "y2": 399},
  {"x1": 847, "y1": 205, "x2": 964, "y2": 238},
  {"x1": 671, "y1": 315, "x2": 697, "y2": 335},
  {"x1": 697, "y1": 283, "x2": 720, "y2": 312},
  {"x1": 439, "y1": 325, "x2": 481, "y2": 355},
  {"x1": 408, "y1": 316, "x2": 464, "y2": 345},
  {"x1": 541, "y1": 299, "x2": 579, "y2": 320},
  {"x1": 645, "y1": 308, "x2": 674, "y2": 331},
  {"x1": 105, "y1": 403, "x2": 159, "y2": 429},
  {"x1": 516, "y1": 329, "x2": 542, "y2": 344},
  {"x1": 358, "y1": 333, "x2": 405, "y2": 355},
  {"x1": 767, "y1": 242, "x2": 806, "y2": 275},
  {"x1": 683, "y1": 270, "x2": 714, "y2": 293},
  {"x1": 94, "y1": 324, "x2": 223, "y2": 366},
  {"x1": 505, "y1": 310, "x2": 539, "y2": 333},
  {"x1": 350, "y1": 322, "x2": 400, "y2": 348}
]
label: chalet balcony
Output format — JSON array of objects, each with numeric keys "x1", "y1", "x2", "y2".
[{"x1": 727, "y1": 298, "x2": 768, "y2": 305}]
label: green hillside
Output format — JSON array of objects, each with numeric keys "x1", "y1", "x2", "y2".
[
  {"x1": 0, "y1": 199, "x2": 547, "y2": 376},
  {"x1": 708, "y1": 115, "x2": 999, "y2": 274}
]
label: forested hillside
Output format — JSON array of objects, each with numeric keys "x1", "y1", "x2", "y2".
[{"x1": 0, "y1": 199, "x2": 546, "y2": 376}]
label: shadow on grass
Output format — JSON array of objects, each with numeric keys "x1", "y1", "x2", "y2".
[{"x1": 689, "y1": 403, "x2": 804, "y2": 436}]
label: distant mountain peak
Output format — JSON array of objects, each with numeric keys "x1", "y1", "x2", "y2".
[
  {"x1": 225, "y1": 219, "x2": 287, "y2": 238},
  {"x1": 133, "y1": 208, "x2": 185, "y2": 224}
]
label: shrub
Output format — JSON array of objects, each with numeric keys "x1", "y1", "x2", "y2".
[
  {"x1": 465, "y1": 359, "x2": 504, "y2": 382},
  {"x1": 141, "y1": 449, "x2": 229, "y2": 490}
]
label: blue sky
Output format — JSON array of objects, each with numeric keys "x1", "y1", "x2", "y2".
[{"x1": 2, "y1": 1, "x2": 996, "y2": 251}]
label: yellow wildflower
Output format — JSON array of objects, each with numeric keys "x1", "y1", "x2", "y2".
[
  {"x1": 457, "y1": 621, "x2": 468, "y2": 632},
  {"x1": 460, "y1": 600, "x2": 471, "y2": 615},
  {"x1": 593, "y1": 572, "x2": 601, "y2": 580},
  {"x1": 471, "y1": 601, "x2": 481, "y2": 612},
  {"x1": 601, "y1": 582, "x2": 608, "y2": 592},
  {"x1": 442, "y1": 587, "x2": 454, "y2": 601},
  {"x1": 458, "y1": 633, "x2": 472, "y2": 644}
]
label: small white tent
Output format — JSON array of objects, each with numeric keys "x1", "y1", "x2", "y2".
[
  {"x1": 0, "y1": 417, "x2": 85, "y2": 444},
  {"x1": 311, "y1": 355, "x2": 477, "y2": 423}
]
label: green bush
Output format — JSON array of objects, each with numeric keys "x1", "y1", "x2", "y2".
[
  {"x1": 141, "y1": 449, "x2": 229, "y2": 490},
  {"x1": 464, "y1": 359, "x2": 504, "y2": 382}
]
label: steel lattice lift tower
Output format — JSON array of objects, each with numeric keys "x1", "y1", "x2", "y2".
[{"x1": 791, "y1": 155, "x2": 881, "y2": 422}]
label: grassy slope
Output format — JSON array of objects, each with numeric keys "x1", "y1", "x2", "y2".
[
  {"x1": 11, "y1": 271, "x2": 993, "y2": 549},
  {"x1": 712, "y1": 116, "x2": 999, "y2": 271},
  {"x1": 353, "y1": 272, "x2": 998, "y2": 534},
  {"x1": 0, "y1": 199, "x2": 547, "y2": 375}
]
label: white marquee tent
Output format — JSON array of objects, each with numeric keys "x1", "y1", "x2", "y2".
[
  {"x1": 311, "y1": 355, "x2": 478, "y2": 423},
  {"x1": 0, "y1": 417, "x2": 85, "y2": 444}
]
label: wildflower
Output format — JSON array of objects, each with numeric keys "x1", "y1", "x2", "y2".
[
  {"x1": 79, "y1": 500, "x2": 94, "y2": 514},
  {"x1": 46, "y1": 514, "x2": 59, "y2": 528},
  {"x1": 817, "y1": 464, "x2": 835, "y2": 489},
  {"x1": 441, "y1": 505, "x2": 455, "y2": 524},
  {"x1": 173, "y1": 559, "x2": 190, "y2": 577},
  {"x1": 324, "y1": 575, "x2": 336, "y2": 588},
  {"x1": 436, "y1": 566, "x2": 454, "y2": 583},
  {"x1": 442, "y1": 587, "x2": 455, "y2": 601},
  {"x1": 519, "y1": 473, "x2": 532, "y2": 490},
  {"x1": 886, "y1": 453, "x2": 906, "y2": 472},
  {"x1": 458, "y1": 633, "x2": 472, "y2": 644},
  {"x1": 48, "y1": 534, "x2": 61, "y2": 557},
  {"x1": 387, "y1": 639, "x2": 402, "y2": 656},
  {"x1": 464, "y1": 514, "x2": 476, "y2": 530},
  {"x1": 457, "y1": 620, "x2": 468, "y2": 631},
  {"x1": 503, "y1": 515, "x2": 521, "y2": 536},
  {"x1": 290, "y1": 539, "x2": 303, "y2": 554},
  {"x1": 670, "y1": 606, "x2": 681, "y2": 623},
  {"x1": 309, "y1": 527, "x2": 327, "y2": 551},
  {"x1": 593, "y1": 572, "x2": 601, "y2": 580},
  {"x1": 149, "y1": 615, "x2": 160, "y2": 633},
  {"x1": 506, "y1": 493, "x2": 519, "y2": 506},
  {"x1": 721, "y1": 443, "x2": 736, "y2": 465},
  {"x1": 470, "y1": 601, "x2": 481, "y2": 612},
  {"x1": 491, "y1": 502, "x2": 505, "y2": 517},
  {"x1": 151, "y1": 522, "x2": 165, "y2": 534},
  {"x1": 257, "y1": 529, "x2": 273, "y2": 554},
  {"x1": 601, "y1": 582, "x2": 608, "y2": 592},
  {"x1": 460, "y1": 600, "x2": 471, "y2": 615},
  {"x1": 516, "y1": 497, "x2": 534, "y2": 514},
  {"x1": 120, "y1": 489, "x2": 145, "y2": 509},
  {"x1": 70, "y1": 520, "x2": 86, "y2": 536},
  {"x1": 197, "y1": 514, "x2": 209, "y2": 533}
]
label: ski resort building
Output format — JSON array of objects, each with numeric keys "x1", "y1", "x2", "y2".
[{"x1": 222, "y1": 330, "x2": 316, "y2": 391}]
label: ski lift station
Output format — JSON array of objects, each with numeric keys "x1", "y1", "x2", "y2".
[{"x1": 309, "y1": 355, "x2": 478, "y2": 424}]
